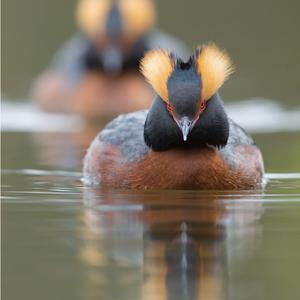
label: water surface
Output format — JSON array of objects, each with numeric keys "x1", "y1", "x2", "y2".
[{"x1": 2, "y1": 168, "x2": 300, "y2": 300}]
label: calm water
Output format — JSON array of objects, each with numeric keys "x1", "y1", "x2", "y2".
[
  {"x1": 2, "y1": 102, "x2": 300, "y2": 300},
  {"x1": 2, "y1": 168, "x2": 300, "y2": 300}
]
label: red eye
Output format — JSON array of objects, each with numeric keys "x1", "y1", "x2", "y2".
[
  {"x1": 199, "y1": 102, "x2": 206, "y2": 112},
  {"x1": 166, "y1": 102, "x2": 173, "y2": 113},
  {"x1": 192, "y1": 101, "x2": 206, "y2": 126}
]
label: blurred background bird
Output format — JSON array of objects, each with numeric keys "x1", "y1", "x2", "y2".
[{"x1": 32, "y1": 0, "x2": 188, "y2": 121}]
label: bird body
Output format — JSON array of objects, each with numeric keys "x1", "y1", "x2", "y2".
[
  {"x1": 83, "y1": 44, "x2": 264, "y2": 190},
  {"x1": 83, "y1": 109, "x2": 264, "y2": 189}
]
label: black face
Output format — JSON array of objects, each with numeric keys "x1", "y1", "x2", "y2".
[
  {"x1": 162, "y1": 58, "x2": 206, "y2": 141},
  {"x1": 144, "y1": 93, "x2": 229, "y2": 151},
  {"x1": 167, "y1": 59, "x2": 202, "y2": 120}
]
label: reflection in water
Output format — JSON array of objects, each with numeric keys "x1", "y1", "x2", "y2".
[
  {"x1": 2, "y1": 169, "x2": 300, "y2": 299},
  {"x1": 80, "y1": 189, "x2": 264, "y2": 300},
  {"x1": 31, "y1": 123, "x2": 103, "y2": 169},
  {"x1": 165, "y1": 223, "x2": 200, "y2": 300}
]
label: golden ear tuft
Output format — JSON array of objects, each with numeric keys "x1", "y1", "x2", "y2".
[
  {"x1": 196, "y1": 43, "x2": 234, "y2": 101},
  {"x1": 140, "y1": 49, "x2": 174, "y2": 102},
  {"x1": 76, "y1": 0, "x2": 111, "y2": 38},
  {"x1": 118, "y1": 0, "x2": 156, "y2": 38}
]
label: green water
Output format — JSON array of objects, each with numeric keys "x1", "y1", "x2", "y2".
[{"x1": 2, "y1": 171, "x2": 300, "y2": 300}]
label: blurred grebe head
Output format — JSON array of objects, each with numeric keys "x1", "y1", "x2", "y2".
[{"x1": 76, "y1": 0, "x2": 156, "y2": 72}]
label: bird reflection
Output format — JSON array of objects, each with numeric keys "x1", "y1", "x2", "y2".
[
  {"x1": 165, "y1": 222, "x2": 200, "y2": 300},
  {"x1": 30, "y1": 122, "x2": 103, "y2": 170},
  {"x1": 78, "y1": 189, "x2": 264, "y2": 300}
]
